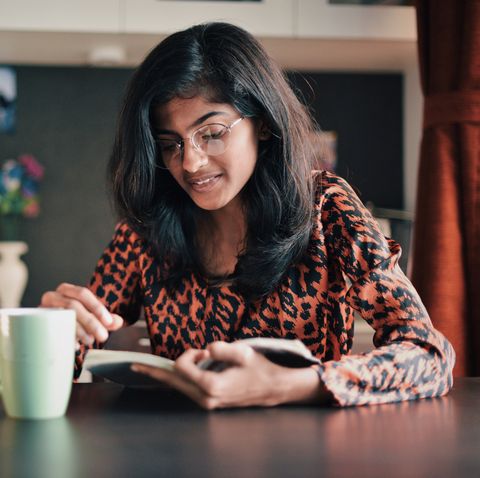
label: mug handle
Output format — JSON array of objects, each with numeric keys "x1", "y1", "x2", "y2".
[{"x1": 0, "y1": 336, "x2": 2, "y2": 396}]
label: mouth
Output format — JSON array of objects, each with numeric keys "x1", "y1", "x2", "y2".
[
  {"x1": 186, "y1": 173, "x2": 222, "y2": 192},
  {"x1": 187, "y1": 173, "x2": 222, "y2": 185}
]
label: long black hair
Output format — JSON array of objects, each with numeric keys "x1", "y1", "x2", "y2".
[{"x1": 109, "y1": 22, "x2": 317, "y2": 301}]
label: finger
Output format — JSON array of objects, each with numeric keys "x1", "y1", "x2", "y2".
[
  {"x1": 132, "y1": 364, "x2": 217, "y2": 409},
  {"x1": 110, "y1": 314, "x2": 125, "y2": 331},
  {"x1": 131, "y1": 364, "x2": 172, "y2": 382},
  {"x1": 207, "y1": 341, "x2": 255, "y2": 367},
  {"x1": 175, "y1": 348, "x2": 211, "y2": 382},
  {"x1": 56, "y1": 283, "x2": 115, "y2": 328},
  {"x1": 75, "y1": 303, "x2": 109, "y2": 343},
  {"x1": 132, "y1": 360, "x2": 203, "y2": 393},
  {"x1": 76, "y1": 322, "x2": 94, "y2": 346},
  {"x1": 174, "y1": 349, "x2": 230, "y2": 399},
  {"x1": 42, "y1": 291, "x2": 109, "y2": 343},
  {"x1": 40, "y1": 290, "x2": 62, "y2": 308}
]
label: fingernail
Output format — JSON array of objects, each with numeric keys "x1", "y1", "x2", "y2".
[
  {"x1": 97, "y1": 328, "x2": 109, "y2": 342},
  {"x1": 102, "y1": 308, "x2": 113, "y2": 325}
]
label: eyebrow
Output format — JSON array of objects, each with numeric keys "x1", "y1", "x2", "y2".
[{"x1": 156, "y1": 111, "x2": 229, "y2": 135}]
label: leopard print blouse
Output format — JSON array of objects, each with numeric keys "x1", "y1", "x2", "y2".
[{"x1": 76, "y1": 171, "x2": 455, "y2": 406}]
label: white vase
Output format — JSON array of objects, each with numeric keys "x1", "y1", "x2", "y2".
[{"x1": 0, "y1": 241, "x2": 28, "y2": 308}]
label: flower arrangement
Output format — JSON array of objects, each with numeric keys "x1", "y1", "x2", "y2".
[{"x1": 0, "y1": 154, "x2": 44, "y2": 240}]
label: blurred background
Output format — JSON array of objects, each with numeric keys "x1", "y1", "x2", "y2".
[{"x1": 0, "y1": 0, "x2": 419, "y2": 311}]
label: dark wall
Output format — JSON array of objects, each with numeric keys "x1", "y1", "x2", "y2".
[
  {"x1": 0, "y1": 66, "x2": 133, "y2": 306},
  {"x1": 0, "y1": 66, "x2": 403, "y2": 306},
  {"x1": 287, "y1": 71, "x2": 403, "y2": 209}
]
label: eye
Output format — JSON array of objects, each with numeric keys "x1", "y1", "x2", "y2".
[
  {"x1": 199, "y1": 124, "x2": 227, "y2": 142},
  {"x1": 157, "y1": 139, "x2": 179, "y2": 153}
]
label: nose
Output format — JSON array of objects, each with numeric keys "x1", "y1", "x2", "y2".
[{"x1": 181, "y1": 141, "x2": 208, "y2": 173}]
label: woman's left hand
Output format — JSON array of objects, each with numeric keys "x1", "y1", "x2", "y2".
[{"x1": 131, "y1": 341, "x2": 329, "y2": 409}]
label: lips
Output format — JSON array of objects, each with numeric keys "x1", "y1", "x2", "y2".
[{"x1": 186, "y1": 173, "x2": 222, "y2": 193}]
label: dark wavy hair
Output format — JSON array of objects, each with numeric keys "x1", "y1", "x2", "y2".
[{"x1": 109, "y1": 22, "x2": 317, "y2": 301}]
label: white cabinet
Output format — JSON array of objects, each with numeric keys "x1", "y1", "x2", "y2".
[
  {"x1": 297, "y1": 0, "x2": 416, "y2": 40},
  {"x1": 0, "y1": 0, "x2": 120, "y2": 33},
  {"x1": 0, "y1": 0, "x2": 416, "y2": 41},
  {"x1": 122, "y1": 0, "x2": 295, "y2": 37}
]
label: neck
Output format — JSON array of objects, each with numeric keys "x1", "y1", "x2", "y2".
[{"x1": 199, "y1": 197, "x2": 247, "y2": 249}]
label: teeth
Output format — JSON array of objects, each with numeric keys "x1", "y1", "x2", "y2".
[{"x1": 192, "y1": 176, "x2": 217, "y2": 185}]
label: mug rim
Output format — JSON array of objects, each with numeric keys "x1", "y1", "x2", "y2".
[{"x1": 0, "y1": 307, "x2": 76, "y2": 316}]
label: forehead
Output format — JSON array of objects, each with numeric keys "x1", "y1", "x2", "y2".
[{"x1": 153, "y1": 96, "x2": 236, "y2": 128}]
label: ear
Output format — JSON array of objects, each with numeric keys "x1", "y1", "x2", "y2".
[{"x1": 257, "y1": 119, "x2": 272, "y2": 140}]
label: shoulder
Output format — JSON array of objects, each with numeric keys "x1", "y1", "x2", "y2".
[
  {"x1": 109, "y1": 220, "x2": 148, "y2": 255},
  {"x1": 112, "y1": 220, "x2": 140, "y2": 242},
  {"x1": 309, "y1": 171, "x2": 401, "y2": 272},
  {"x1": 310, "y1": 170, "x2": 378, "y2": 239},
  {"x1": 311, "y1": 170, "x2": 363, "y2": 212}
]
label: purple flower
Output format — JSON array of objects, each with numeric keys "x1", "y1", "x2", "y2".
[{"x1": 18, "y1": 154, "x2": 44, "y2": 180}]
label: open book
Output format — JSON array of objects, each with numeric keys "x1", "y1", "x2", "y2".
[{"x1": 84, "y1": 337, "x2": 321, "y2": 387}]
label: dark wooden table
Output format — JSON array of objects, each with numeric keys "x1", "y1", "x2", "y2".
[{"x1": 1, "y1": 378, "x2": 479, "y2": 478}]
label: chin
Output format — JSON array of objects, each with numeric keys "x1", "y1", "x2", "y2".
[
  {"x1": 192, "y1": 199, "x2": 228, "y2": 211},
  {"x1": 188, "y1": 191, "x2": 233, "y2": 211}
]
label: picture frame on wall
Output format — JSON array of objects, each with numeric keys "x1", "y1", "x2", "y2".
[
  {"x1": 309, "y1": 131, "x2": 337, "y2": 172},
  {"x1": 0, "y1": 67, "x2": 16, "y2": 134},
  {"x1": 329, "y1": 0, "x2": 413, "y2": 5}
]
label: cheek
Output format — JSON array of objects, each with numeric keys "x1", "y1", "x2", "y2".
[
  {"x1": 242, "y1": 143, "x2": 259, "y2": 177},
  {"x1": 223, "y1": 151, "x2": 257, "y2": 184},
  {"x1": 228, "y1": 134, "x2": 259, "y2": 176}
]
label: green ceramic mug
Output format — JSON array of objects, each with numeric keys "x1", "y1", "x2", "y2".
[{"x1": 0, "y1": 308, "x2": 76, "y2": 420}]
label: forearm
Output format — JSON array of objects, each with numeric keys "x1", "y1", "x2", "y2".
[{"x1": 316, "y1": 341, "x2": 454, "y2": 407}]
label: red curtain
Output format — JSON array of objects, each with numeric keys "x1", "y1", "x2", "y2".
[{"x1": 412, "y1": 0, "x2": 480, "y2": 376}]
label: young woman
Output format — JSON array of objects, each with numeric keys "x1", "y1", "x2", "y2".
[{"x1": 41, "y1": 22, "x2": 455, "y2": 409}]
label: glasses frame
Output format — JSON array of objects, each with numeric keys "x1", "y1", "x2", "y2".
[{"x1": 156, "y1": 116, "x2": 245, "y2": 170}]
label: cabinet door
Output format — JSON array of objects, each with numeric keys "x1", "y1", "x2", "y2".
[
  {"x1": 0, "y1": 0, "x2": 120, "y2": 32},
  {"x1": 298, "y1": 0, "x2": 416, "y2": 41},
  {"x1": 123, "y1": 0, "x2": 295, "y2": 37}
]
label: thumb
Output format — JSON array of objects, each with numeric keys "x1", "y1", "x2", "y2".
[{"x1": 207, "y1": 341, "x2": 254, "y2": 367}]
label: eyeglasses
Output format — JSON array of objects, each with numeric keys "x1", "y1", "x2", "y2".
[{"x1": 156, "y1": 117, "x2": 245, "y2": 170}]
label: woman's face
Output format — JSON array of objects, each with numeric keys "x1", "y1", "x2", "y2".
[{"x1": 153, "y1": 96, "x2": 260, "y2": 212}]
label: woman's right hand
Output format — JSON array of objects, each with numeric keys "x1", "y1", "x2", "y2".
[{"x1": 40, "y1": 282, "x2": 124, "y2": 348}]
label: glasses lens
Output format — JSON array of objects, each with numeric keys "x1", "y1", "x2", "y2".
[
  {"x1": 193, "y1": 124, "x2": 228, "y2": 156},
  {"x1": 157, "y1": 139, "x2": 180, "y2": 167}
]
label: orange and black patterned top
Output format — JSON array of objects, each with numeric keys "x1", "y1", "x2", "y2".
[{"x1": 77, "y1": 171, "x2": 455, "y2": 406}]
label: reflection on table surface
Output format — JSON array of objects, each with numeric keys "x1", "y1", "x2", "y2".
[{"x1": 1, "y1": 378, "x2": 479, "y2": 478}]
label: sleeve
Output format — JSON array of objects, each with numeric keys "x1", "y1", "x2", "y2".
[
  {"x1": 316, "y1": 175, "x2": 455, "y2": 406},
  {"x1": 74, "y1": 221, "x2": 143, "y2": 379}
]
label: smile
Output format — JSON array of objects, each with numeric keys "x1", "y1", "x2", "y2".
[
  {"x1": 187, "y1": 174, "x2": 222, "y2": 192},
  {"x1": 188, "y1": 174, "x2": 221, "y2": 185}
]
